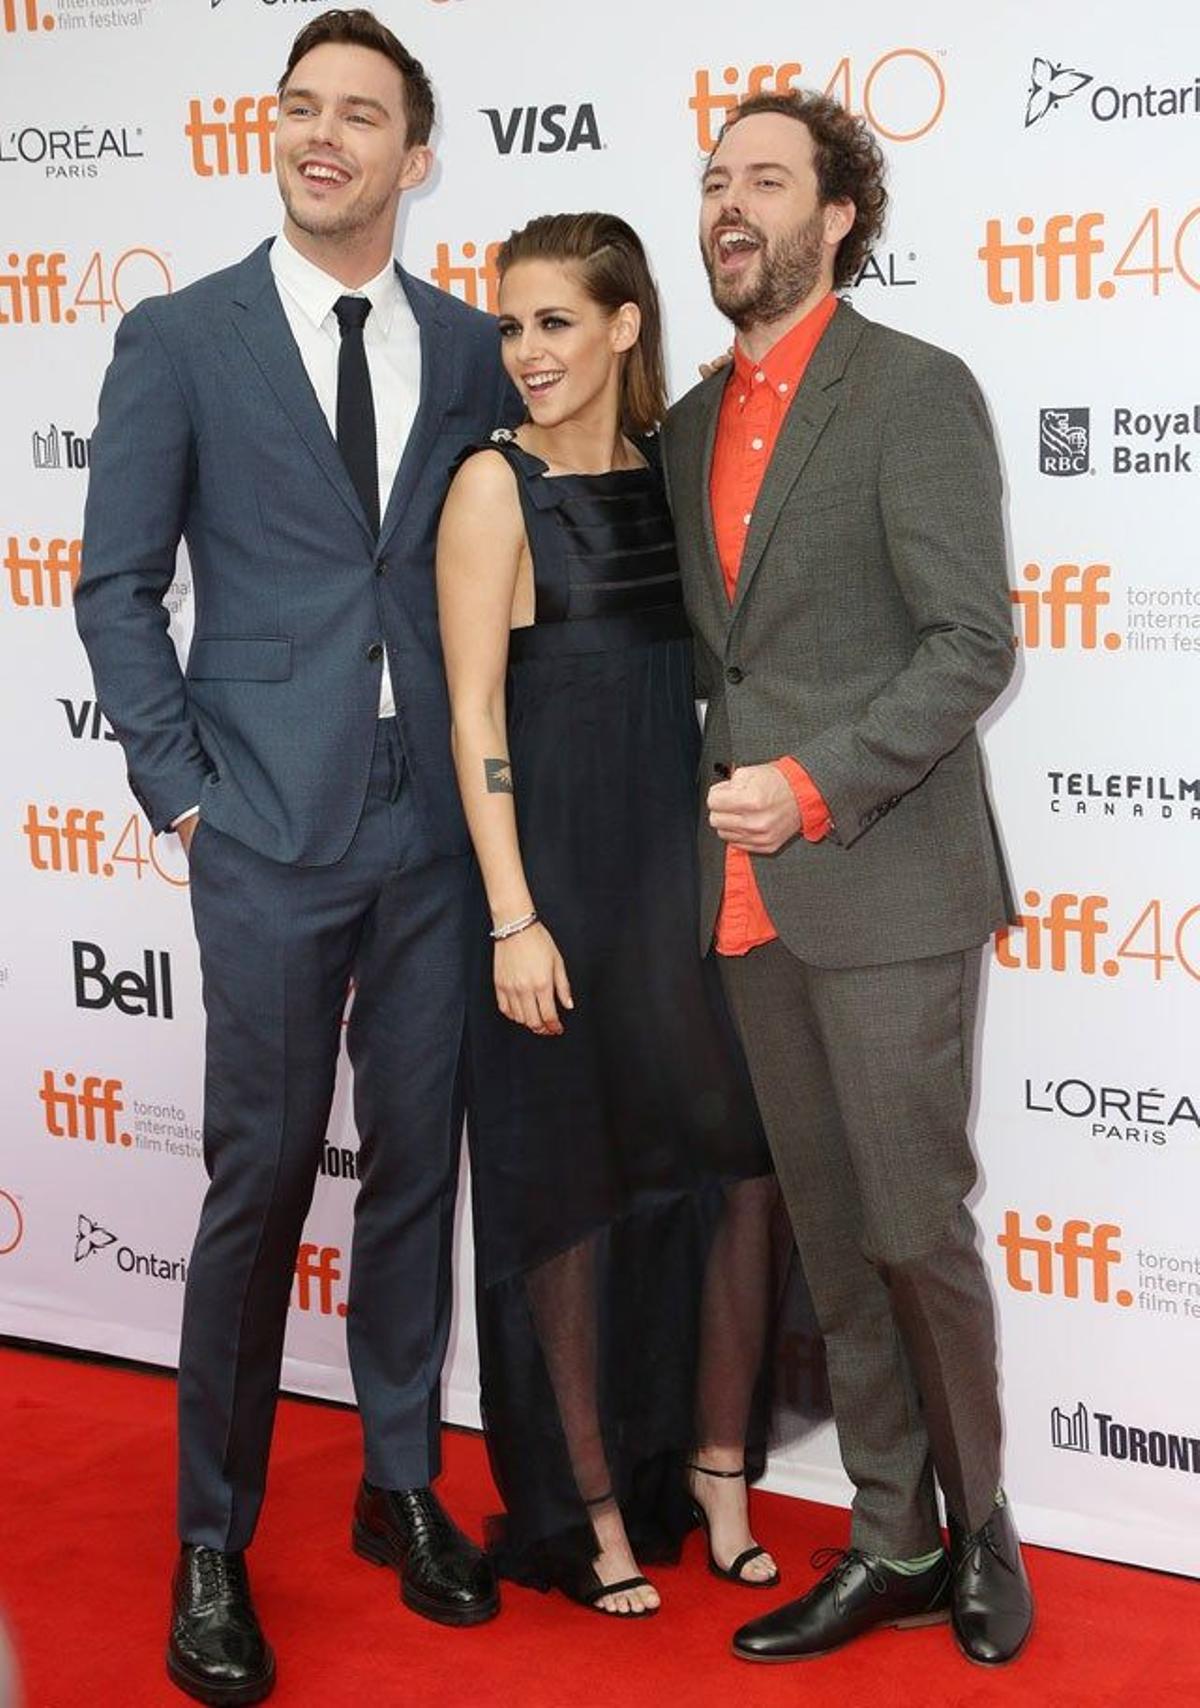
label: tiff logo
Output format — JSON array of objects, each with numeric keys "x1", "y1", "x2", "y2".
[
  {"x1": 185, "y1": 97, "x2": 277, "y2": 177},
  {"x1": 0, "y1": 253, "x2": 68, "y2": 325},
  {"x1": 2, "y1": 0, "x2": 55, "y2": 32},
  {"x1": 978, "y1": 214, "x2": 1109, "y2": 304},
  {"x1": 5, "y1": 535, "x2": 80, "y2": 606},
  {"x1": 994, "y1": 891, "x2": 1108, "y2": 974},
  {"x1": 293, "y1": 1243, "x2": 346, "y2": 1317},
  {"x1": 33, "y1": 425, "x2": 90, "y2": 470},
  {"x1": 1011, "y1": 562, "x2": 1121, "y2": 650},
  {"x1": 1039, "y1": 409, "x2": 1090, "y2": 476},
  {"x1": 429, "y1": 241, "x2": 501, "y2": 314},
  {"x1": 23, "y1": 805, "x2": 106, "y2": 874},
  {"x1": 997, "y1": 1212, "x2": 1132, "y2": 1305},
  {"x1": 39, "y1": 1071, "x2": 132, "y2": 1147}
]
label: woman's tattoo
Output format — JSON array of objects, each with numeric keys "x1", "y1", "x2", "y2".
[{"x1": 484, "y1": 758, "x2": 513, "y2": 794}]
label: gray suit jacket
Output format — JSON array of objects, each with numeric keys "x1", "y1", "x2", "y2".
[
  {"x1": 76, "y1": 239, "x2": 516, "y2": 867},
  {"x1": 662, "y1": 300, "x2": 1015, "y2": 967}
]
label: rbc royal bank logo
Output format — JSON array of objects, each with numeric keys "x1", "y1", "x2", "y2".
[{"x1": 1039, "y1": 409, "x2": 1090, "y2": 476}]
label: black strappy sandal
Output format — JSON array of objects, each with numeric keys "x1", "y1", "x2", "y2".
[
  {"x1": 686, "y1": 1462, "x2": 781, "y2": 1589},
  {"x1": 552, "y1": 1492, "x2": 660, "y2": 1617}
]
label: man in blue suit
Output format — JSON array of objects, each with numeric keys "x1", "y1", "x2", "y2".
[{"x1": 76, "y1": 11, "x2": 516, "y2": 1702}]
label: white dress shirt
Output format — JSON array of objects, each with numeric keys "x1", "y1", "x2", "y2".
[{"x1": 269, "y1": 227, "x2": 423, "y2": 719}]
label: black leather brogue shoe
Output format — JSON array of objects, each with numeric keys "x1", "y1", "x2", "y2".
[
  {"x1": 167, "y1": 1545, "x2": 275, "y2": 1706},
  {"x1": 732, "y1": 1546, "x2": 950, "y2": 1662},
  {"x1": 948, "y1": 1496, "x2": 1033, "y2": 1665},
  {"x1": 352, "y1": 1479, "x2": 499, "y2": 1627}
]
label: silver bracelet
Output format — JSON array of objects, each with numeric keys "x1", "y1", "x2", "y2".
[{"x1": 490, "y1": 910, "x2": 538, "y2": 941}]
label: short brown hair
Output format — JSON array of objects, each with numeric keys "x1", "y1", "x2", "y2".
[
  {"x1": 716, "y1": 90, "x2": 887, "y2": 288},
  {"x1": 497, "y1": 213, "x2": 668, "y2": 436},
  {"x1": 278, "y1": 8, "x2": 435, "y2": 146}
]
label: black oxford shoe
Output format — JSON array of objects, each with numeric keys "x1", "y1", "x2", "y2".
[
  {"x1": 352, "y1": 1479, "x2": 499, "y2": 1627},
  {"x1": 947, "y1": 1496, "x2": 1033, "y2": 1665},
  {"x1": 732, "y1": 1546, "x2": 950, "y2": 1662},
  {"x1": 167, "y1": 1545, "x2": 275, "y2": 1706}
]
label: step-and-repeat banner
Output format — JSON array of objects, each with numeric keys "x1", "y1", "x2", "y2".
[{"x1": 1, "y1": 0, "x2": 1197, "y2": 1578}]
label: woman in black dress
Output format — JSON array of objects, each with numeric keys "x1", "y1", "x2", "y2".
[{"x1": 437, "y1": 213, "x2": 784, "y2": 1617}]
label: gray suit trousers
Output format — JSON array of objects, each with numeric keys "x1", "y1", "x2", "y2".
[{"x1": 719, "y1": 940, "x2": 1002, "y2": 1556}]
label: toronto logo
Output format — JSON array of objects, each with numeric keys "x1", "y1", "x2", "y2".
[{"x1": 1025, "y1": 58, "x2": 1093, "y2": 128}]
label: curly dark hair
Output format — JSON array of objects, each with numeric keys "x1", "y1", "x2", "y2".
[
  {"x1": 716, "y1": 90, "x2": 888, "y2": 288},
  {"x1": 278, "y1": 8, "x2": 435, "y2": 147}
]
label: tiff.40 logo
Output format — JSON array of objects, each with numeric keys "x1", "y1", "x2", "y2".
[
  {"x1": 0, "y1": 250, "x2": 172, "y2": 327},
  {"x1": 4, "y1": 535, "x2": 79, "y2": 606},
  {"x1": 979, "y1": 206, "x2": 1200, "y2": 304},
  {"x1": 23, "y1": 804, "x2": 188, "y2": 887},
  {"x1": 689, "y1": 51, "x2": 946, "y2": 152},
  {"x1": 994, "y1": 892, "x2": 1200, "y2": 986}
]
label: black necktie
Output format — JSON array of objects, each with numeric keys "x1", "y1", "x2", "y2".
[{"x1": 333, "y1": 295, "x2": 379, "y2": 535}]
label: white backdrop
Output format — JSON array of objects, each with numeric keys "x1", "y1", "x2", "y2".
[{"x1": 1, "y1": 0, "x2": 1197, "y2": 1579}]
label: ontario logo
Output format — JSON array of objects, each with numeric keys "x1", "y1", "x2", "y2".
[
  {"x1": 1025, "y1": 55, "x2": 1200, "y2": 129},
  {"x1": 74, "y1": 1212, "x2": 116, "y2": 1261},
  {"x1": 73, "y1": 1212, "x2": 187, "y2": 1282}
]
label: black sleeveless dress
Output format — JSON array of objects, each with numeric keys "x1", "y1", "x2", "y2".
[{"x1": 462, "y1": 431, "x2": 783, "y2": 1587}]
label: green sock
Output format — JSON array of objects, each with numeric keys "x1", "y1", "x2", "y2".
[{"x1": 879, "y1": 1548, "x2": 944, "y2": 1575}]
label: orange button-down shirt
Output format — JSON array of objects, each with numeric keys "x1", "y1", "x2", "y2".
[{"x1": 709, "y1": 292, "x2": 838, "y2": 956}]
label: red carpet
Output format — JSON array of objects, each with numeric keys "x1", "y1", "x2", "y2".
[{"x1": 0, "y1": 1346, "x2": 1195, "y2": 1708}]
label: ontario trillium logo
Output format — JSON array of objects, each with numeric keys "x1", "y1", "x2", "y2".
[
  {"x1": 1025, "y1": 58, "x2": 1093, "y2": 127},
  {"x1": 75, "y1": 1213, "x2": 116, "y2": 1263}
]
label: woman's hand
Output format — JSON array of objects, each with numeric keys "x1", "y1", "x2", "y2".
[{"x1": 494, "y1": 923, "x2": 574, "y2": 1035}]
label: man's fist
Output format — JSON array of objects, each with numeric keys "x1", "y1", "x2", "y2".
[{"x1": 707, "y1": 764, "x2": 802, "y2": 854}]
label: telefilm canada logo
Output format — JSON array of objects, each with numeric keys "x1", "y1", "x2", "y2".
[
  {"x1": 1025, "y1": 55, "x2": 1200, "y2": 129},
  {"x1": 1043, "y1": 769, "x2": 1200, "y2": 827},
  {"x1": 1050, "y1": 1401, "x2": 1200, "y2": 1475}
]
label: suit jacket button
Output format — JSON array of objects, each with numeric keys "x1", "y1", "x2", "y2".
[
  {"x1": 375, "y1": 559, "x2": 388, "y2": 577},
  {"x1": 367, "y1": 643, "x2": 384, "y2": 663},
  {"x1": 725, "y1": 665, "x2": 744, "y2": 684}
]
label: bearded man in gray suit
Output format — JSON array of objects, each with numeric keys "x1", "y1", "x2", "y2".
[{"x1": 662, "y1": 90, "x2": 1033, "y2": 1668}]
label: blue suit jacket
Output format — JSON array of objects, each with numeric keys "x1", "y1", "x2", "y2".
[{"x1": 76, "y1": 238, "x2": 517, "y2": 866}]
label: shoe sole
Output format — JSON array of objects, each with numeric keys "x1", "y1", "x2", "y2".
[
  {"x1": 351, "y1": 1522, "x2": 501, "y2": 1628},
  {"x1": 732, "y1": 1607, "x2": 950, "y2": 1663},
  {"x1": 166, "y1": 1649, "x2": 276, "y2": 1706}
]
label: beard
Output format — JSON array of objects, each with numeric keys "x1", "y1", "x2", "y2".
[{"x1": 702, "y1": 206, "x2": 827, "y2": 332}]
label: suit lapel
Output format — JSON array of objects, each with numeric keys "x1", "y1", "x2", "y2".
[
  {"x1": 730, "y1": 299, "x2": 867, "y2": 621},
  {"x1": 377, "y1": 266, "x2": 455, "y2": 551},
  {"x1": 227, "y1": 240, "x2": 372, "y2": 541}
]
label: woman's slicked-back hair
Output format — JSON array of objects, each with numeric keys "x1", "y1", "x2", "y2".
[{"x1": 497, "y1": 213, "x2": 668, "y2": 435}]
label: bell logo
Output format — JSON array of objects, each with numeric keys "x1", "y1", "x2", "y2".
[
  {"x1": 997, "y1": 1211, "x2": 1132, "y2": 1306},
  {"x1": 429, "y1": 241, "x2": 501, "y2": 314},
  {"x1": 994, "y1": 891, "x2": 1110, "y2": 975},
  {"x1": 72, "y1": 940, "x2": 174, "y2": 1020},
  {"x1": 39, "y1": 1070, "x2": 132, "y2": 1148},
  {"x1": 1011, "y1": 562, "x2": 1121, "y2": 650},
  {"x1": 185, "y1": 96, "x2": 277, "y2": 178},
  {"x1": 293, "y1": 1243, "x2": 346, "y2": 1317},
  {"x1": 2, "y1": 0, "x2": 55, "y2": 32},
  {"x1": 5, "y1": 535, "x2": 80, "y2": 607},
  {"x1": 0, "y1": 254, "x2": 69, "y2": 325},
  {"x1": 978, "y1": 213, "x2": 1109, "y2": 304},
  {"x1": 689, "y1": 52, "x2": 947, "y2": 152}
]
